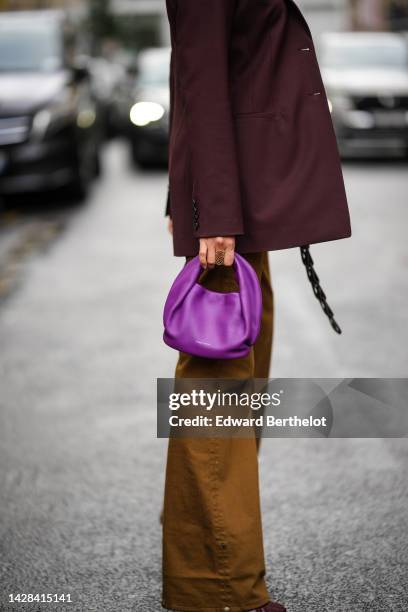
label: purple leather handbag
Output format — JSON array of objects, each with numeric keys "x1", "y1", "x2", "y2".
[{"x1": 163, "y1": 254, "x2": 262, "y2": 359}]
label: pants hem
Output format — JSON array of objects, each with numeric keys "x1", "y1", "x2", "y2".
[{"x1": 162, "y1": 597, "x2": 270, "y2": 611}]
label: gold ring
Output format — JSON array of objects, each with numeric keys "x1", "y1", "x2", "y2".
[{"x1": 215, "y1": 251, "x2": 225, "y2": 266}]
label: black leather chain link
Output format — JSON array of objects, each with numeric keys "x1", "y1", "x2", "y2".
[{"x1": 300, "y1": 246, "x2": 342, "y2": 335}]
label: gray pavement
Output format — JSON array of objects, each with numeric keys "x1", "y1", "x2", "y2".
[{"x1": 0, "y1": 141, "x2": 407, "y2": 612}]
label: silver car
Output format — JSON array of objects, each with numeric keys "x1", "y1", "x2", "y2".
[{"x1": 320, "y1": 32, "x2": 408, "y2": 158}]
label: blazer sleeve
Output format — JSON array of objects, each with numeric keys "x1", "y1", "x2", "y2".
[{"x1": 174, "y1": 0, "x2": 244, "y2": 238}]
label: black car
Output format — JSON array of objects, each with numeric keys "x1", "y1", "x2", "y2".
[
  {"x1": 123, "y1": 47, "x2": 170, "y2": 168},
  {"x1": 0, "y1": 10, "x2": 101, "y2": 199}
]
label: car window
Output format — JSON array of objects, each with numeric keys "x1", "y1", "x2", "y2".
[{"x1": 0, "y1": 20, "x2": 63, "y2": 72}]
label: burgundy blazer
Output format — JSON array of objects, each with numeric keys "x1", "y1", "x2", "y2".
[{"x1": 166, "y1": 0, "x2": 351, "y2": 256}]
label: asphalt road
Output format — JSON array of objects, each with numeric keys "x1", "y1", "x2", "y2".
[{"x1": 0, "y1": 141, "x2": 407, "y2": 612}]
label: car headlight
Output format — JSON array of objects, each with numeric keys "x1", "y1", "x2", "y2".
[
  {"x1": 76, "y1": 108, "x2": 97, "y2": 129},
  {"x1": 130, "y1": 102, "x2": 165, "y2": 127},
  {"x1": 327, "y1": 94, "x2": 352, "y2": 114},
  {"x1": 32, "y1": 89, "x2": 78, "y2": 139}
]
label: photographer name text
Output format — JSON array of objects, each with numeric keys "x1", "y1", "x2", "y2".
[{"x1": 168, "y1": 415, "x2": 327, "y2": 428}]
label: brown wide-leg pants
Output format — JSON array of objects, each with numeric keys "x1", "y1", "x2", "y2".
[{"x1": 162, "y1": 252, "x2": 274, "y2": 612}]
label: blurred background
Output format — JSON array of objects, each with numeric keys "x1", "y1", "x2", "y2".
[{"x1": 0, "y1": 1, "x2": 407, "y2": 611}]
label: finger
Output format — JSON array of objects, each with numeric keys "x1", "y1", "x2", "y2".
[
  {"x1": 207, "y1": 242, "x2": 216, "y2": 269},
  {"x1": 199, "y1": 240, "x2": 208, "y2": 269},
  {"x1": 215, "y1": 236, "x2": 225, "y2": 251},
  {"x1": 223, "y1": 245, "x2": 235, "y2": 267}
]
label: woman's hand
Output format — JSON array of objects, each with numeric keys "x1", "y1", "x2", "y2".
[{"x1": 199, "y1": 236, "x2": 235, "y2": 269}]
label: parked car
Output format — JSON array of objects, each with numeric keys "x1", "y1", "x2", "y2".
[
  {"x1": 125, "y1": 47, "x2": 170, "y2": 168},
  {"x1": 320, "y1": 32, "x2": 408, "y2": 158},
  {"x1": 0, "y1": 10, "x2": 102, "y2": 199}
]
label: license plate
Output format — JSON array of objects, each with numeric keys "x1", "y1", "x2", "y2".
[
  {"x1": 374, "y1": 111, "x2": 408, "y2": 128},
  {"x1": 0, "y1": 150, "x2": 7, "y2": 174}
]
